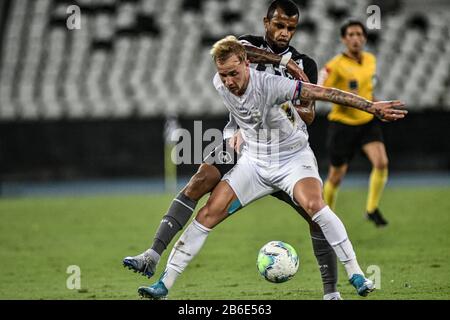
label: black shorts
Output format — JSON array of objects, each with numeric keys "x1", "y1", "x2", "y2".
[
  {"x1": 203, "y1": 142, "x2": 238, "y2": 177},
  {"x1": 327, "y1": 119, "x2": 384, "y2": 167}
]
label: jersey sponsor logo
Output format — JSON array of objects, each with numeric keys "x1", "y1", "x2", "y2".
[
  {"x1": 250, "y1": 109, "x2": 262, "y2": 122},
  {"x1": 300, "y1": 123, "x2": 308, "y2": 135},
  {"x1": 349, "y1": 79, "x2": 358, "y2": 91},
  {"x1": 281, "y1": 103, "x2": 295, "y2": 124},
  {"x1": 162, "y1": 218, "x2": 174, "y2": 229}
]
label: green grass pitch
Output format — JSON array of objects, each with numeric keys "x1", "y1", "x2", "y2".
[{"x1": 1, "y1": 187, "x2": 449, "y2": 300}]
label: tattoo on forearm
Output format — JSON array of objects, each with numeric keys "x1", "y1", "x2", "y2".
[
  {"x1": 301, "y1": 84, "x2": 373, "y2": 112},
  {"x1": 245, "y1": 45, "x2": 281, "y2": 64}
]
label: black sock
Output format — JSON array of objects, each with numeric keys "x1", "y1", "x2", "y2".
[
  {"x1": 151, "y1": 193, "x2": 197, "y2": 256},
  {"x1": 311, "y1": 228, "x2": 338, "y2": 295}
]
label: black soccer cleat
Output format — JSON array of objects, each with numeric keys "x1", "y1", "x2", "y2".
[{"x1": 366, "y1": 208, "x2": 388, "y2": 227}]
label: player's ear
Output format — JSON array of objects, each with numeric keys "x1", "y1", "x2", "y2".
[{"x1": 263, "y1": 17, "x2": 270, "y2": 31}]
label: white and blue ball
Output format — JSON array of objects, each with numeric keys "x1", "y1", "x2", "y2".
[{"x1": 257, "y1": 241, "x2": 299, "y2": 283}]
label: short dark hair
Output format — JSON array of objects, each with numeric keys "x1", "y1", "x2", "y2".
[
  {"x1": 340, "y1": 19, "x2": 367, "y2": 38},
  {"x1": 266, "y1": 0, "x2": 299, "y2": 20}
]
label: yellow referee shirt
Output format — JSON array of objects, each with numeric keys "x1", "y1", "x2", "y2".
[{"x1": 319, "y1": 51, "x2": 377, "y2": 126}]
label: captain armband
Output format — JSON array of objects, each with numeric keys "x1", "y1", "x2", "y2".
[{"x1": 292, "y1": 80, "x2": 302, "y2": 105}]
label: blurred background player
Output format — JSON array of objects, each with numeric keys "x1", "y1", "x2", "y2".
[
  {"x1": 319, "y1": 19, "x2": 390, "y2": 227},
  {"x1": 124, "y1": 0, "x2": 343, "y2": 300}
]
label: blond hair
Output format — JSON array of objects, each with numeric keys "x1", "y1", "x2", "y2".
[{"x1": 210, "y1": 35, "x2": 247, "y2": 63}]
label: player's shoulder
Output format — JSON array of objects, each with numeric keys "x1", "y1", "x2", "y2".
[
  {"x1": 288, "y1": 46, "x2": 313, "y2": 63},
  {"x1": 250, "y1": 67, "x2": 270, "y2": 81},
  {"x1": 363, "y1": 51, "x2": 377, "y2": 63},
  {"x1": 325, "y1": 53, "x2": 345, "y2": 66},
  {"x1": 289, "y1": 47, "x2": 317, "y2": 69},
  {"x1": 251, "y1": 68, "x2": 279, "y2": 89},
  {"x1": 238, "y1": 34, "x2": 265, "y2": 47}
]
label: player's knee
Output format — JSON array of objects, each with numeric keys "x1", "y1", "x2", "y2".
[
  {"x1": 196, "y1": 204, "x2": 222, "y2": 229},
  {"x1": 304, "y1": 198, "x2": 325, "y2": 216},
  {"x1": 328, "y1": 171, "x2": 345, "y2": 186},
  {"x1": 328, "y1": 175, "x2": 342, "y2": 186},
  {"x1": 374, "y1": 158, "x2": 388, "y2": 170},
  {"x1": 195, "y1": 207, "x2": 209, "y2": 226}
]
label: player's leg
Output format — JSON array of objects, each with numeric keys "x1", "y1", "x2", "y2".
[
  {"x1": 138, "y1": 181, "x2": 238, "y2": 299},
  {"x1": 362, "y1": 141, "x2": 389, "y2": 227},
  {"x1": 123, "y1": 163, "x2": 222, "y2": 278},
  {"x1": 139, "y1": 153, "x2": 272, "y2": 299},
  {"x1": 293, "y1": 178, "x2": 374, "y2": 297},
  {"x1": 323, "y1": 164, "x2": 348, "y2": 210},
  {"x1": 323, "y1": 121, "x2": 356, "y2": 210},
  {"x1": 123, "y1": 140, "x2": 237, "y2": 278},
  {"x1": 152, "y1": 163, "x2": 222, "y2": 254},
  {"x1": 270, "y1": 191, "x2": 340, "y2": 300}
]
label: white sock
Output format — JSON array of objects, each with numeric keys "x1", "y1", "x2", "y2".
[
  {"x1": 161, "y1": 219, "x2": 211, "y2": 289},
  {"x1": 160, "y1": 266, "x2": 180, "y2": 289},
  {"x1": 312, "y1": 206, "x2": 364, "y2": 279},
  {"x1": 343, "y1": 259, "x2": 364, "y2": 279}
]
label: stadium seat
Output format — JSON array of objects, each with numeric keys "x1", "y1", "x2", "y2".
[{"x1": 0, "y1": 0, "x2": 448, "y2": 120}]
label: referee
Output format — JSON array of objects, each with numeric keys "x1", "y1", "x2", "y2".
[{"x1": 319, "y1": 19, "x2": 389, "y2": 227}]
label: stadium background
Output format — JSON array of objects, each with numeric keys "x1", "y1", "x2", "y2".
[
  {"x1": 0, "y1": 0, "x2": 449, "y2": 300},
  {"x1": 0, "y1": 0, "x2": 449, "y2": 188}
]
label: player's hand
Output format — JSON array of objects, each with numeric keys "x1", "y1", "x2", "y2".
[
  {"x1": 371, "y1": 100, "x2": 408, "y2": 122},
  {"x1": 228, "y1": 130, "x2": 244, "y2": 154},
  {"x1": 286, "y1": 60, "x2": 310, "y2": 82},
  {"x1": 294, "y1": 101, "x2": 315, "y2": 126}
]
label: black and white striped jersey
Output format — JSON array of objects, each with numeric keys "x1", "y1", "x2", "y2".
[{"x1": 238, "y1": 34, "x2": 318, "y2": 84}]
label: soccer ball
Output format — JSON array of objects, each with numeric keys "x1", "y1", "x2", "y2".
[{"x1": 257, "y1": 241, "x2": 299, "y2": 283}]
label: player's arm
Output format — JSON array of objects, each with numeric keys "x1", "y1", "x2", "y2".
[
  {"x1": 244, "y1": 45, "x2": 315, "y2": 124},
  {"x1": 223, "y1": 114, "x2": 244, "y2": 154},
  {"x1": 243, "y1": 45, "x2": 309, "y2": 81},
  {"x1": 294, "y1": 101, "x2": 315, "y2": 125},
  {"x1": 298, "y1": 82, "x2": 407, "y2": 122},
  {"x1": 293, "y1": 58, "x2": 318, "y2": 126}
]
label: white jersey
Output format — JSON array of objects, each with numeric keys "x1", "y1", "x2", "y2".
[{"x1": 213, "y1": 68, "x2": 309, "y2": 162}]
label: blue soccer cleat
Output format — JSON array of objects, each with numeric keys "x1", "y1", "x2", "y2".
[
  {"x1": 138, "y1": 280, "x2": 168, "y2": 300},
  {"x1": 123, "y1": 252, "x2": 157, "y2": 278},
  {"x1": 349, "y1": 274, "x2": 375, "y2": 297}
]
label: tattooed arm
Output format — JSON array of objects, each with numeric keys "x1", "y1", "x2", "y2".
[
  {"x1": 299, "y1": 82, "x2": 407, "y2": 121},
  {"x1": 244, "y1": 45, "x2": 316, "y2": 124},
  {"x1": 244, "y1": 45, "x2": 310, "y2": 81}
]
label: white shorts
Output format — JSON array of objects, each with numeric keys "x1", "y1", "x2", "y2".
[{"x1": 222, "y1": 146, "x2": 322, "y2": 207}]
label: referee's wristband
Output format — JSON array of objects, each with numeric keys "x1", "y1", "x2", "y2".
[{"x1": 280, "y1": 52, "x2": 292, "y2": 67}]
